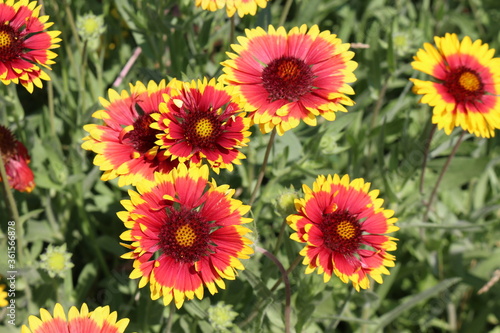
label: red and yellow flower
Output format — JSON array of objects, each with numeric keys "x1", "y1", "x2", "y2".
[
  {"x1": 0, "y1": 125, "x2": 35, "y2": 193},
  {"x1": 119, "y1": 163, "x2": 254, "y2": 308},
  {"x1": 82, "y1": 80, "x2": 178, "y2": 187},
  {"x1": 287, "y1": 174, "x2": 398, "y2": 291},
  {"x1": 195, "y1": 0, "x2": 268, "y2": 17},
  {"x1": 221, "y1": 24, "x2": 357, "y2": 135},
  {"x1": 151, "y1": 78, "x2": 250, "y2": 172},
  {"x1": 21, "y1": 303, "x2": 130, "y2": 333},
  {"x1": 0, "y1": 0, "x2": 61, "y2": 92},
  {"x1": 410, "y1": 33, "x2": 500, "y2": 138}
]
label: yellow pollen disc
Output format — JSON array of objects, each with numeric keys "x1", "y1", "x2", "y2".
[
  {"x1": 337, "y1": 220, "x2": 356, "y2": 240},
  {"x1": 0, "y1": 31, "x2": 12, "y2": 48},
  {"x1": 278, "y1": 61, "x2": 299, "y2": 80},
  {"x1": 195, "y1": 118, "x2": 214, "y2": 138},
  {"x1": 175, "y1": 224, "x2": 196, "y2": 247},
  {"x1": 459, "y1": 72, "x2": 481, "y2": 92}
]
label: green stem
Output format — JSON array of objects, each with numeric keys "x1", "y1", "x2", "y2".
[
  {"x1": 61, "y1": 0, "x2": 81, "y2": 50},
  {"x1": 273, "y1": 218, "x2": 287, "y2": 253},
  {"x1": 328, "y1": 285, "x2": 355, "y2": 331},
  {"x1": 249, "y1": 129, "x2": 276, "y2": 206},
  {"x1": 255, "y1": 246, "x2": 291, "y2": 333},
  {"x1": 0, "y1": 149, "x2": 21, "y2": 223},
  {"x1": 423, "y1": 131, "x2": 465, "y2": 221},
  {"x1": 48, "y1": 80, "x2": 56, "y2": 136},
  {"x1": 240, "y1": 254, "x2": 301, "y2": 328},
  {"x1": 0, "y1": 140, "x2": 22, "y2": 264},
  {"x1": 419, "y1": 124, "x2": 436, "y2": 194},
  {"x1": 279, "y1": 0, "x2": 294, "y2": 27},
  {"x1": 230, "y1": 15, "x2": 236, "y2": 44},
  {"x1": 164, "y1": 302, "x2": 175, "y2": 333}
]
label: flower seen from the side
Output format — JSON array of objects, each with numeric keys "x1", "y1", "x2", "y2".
[
  {"x1": 39, "y1": 243, "x2": 74, "y2": 278},
  {"x1": 0, "y1": 0, "x2": 61, "y2": 92},
  {"x1": 287, "y1": 174, "x2": 398, "y2": 291},
  {"x1": 410, "y1": 33, "x2": 500, "y2": 138},
  {"x1": 119, "y1": 164, "x2": 254, "y2": 308},
  {"x1": 82, "y1": 80, "x2": 179, "y2": 187},
  {"x1": 221, "y1": 24, "x2": 357, "y2": 135},
  {"x1": 151, "y1": 78, "x2": 250, "y2": 172},
  {"x1": 21, "y1": 303, "x2": 130, "y2": 333},
  {"x1": 195, "y1": 0, "x2": 268, "y2": 18},
  {"x1": 0, "y1": 125, "x2": 35, "y2": 193}
]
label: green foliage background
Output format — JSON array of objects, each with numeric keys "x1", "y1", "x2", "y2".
[{"x1": 1, "y1": 0, "x2": 500, "y2": 332}]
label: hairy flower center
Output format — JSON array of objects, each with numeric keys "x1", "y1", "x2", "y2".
[
  {"x1": 195, "y1": 118, "x2": 214, "y2": 138},
  {"x1": 122, "y1": 112, "x2": 161, "y2": 154},
  {"x1": 175, "y1": 224, "x2": 197, "y2": 247},
  {"x1": 0, "y1": 30, "x2": 11, "y2": 47},
  {"x1": 261, "y1": 56, "x2": 315, "y2": 102},
  {"x1": 320, "y1": 210, "x2": 362, "y2": 254},
  {"x1": 458, "y1": 72, "x2": 481, "y2": 92},
  {"x1": 0, "y1": 25, "x2": 22, "y2": 62},
  {"x1": 158, "y1": 207, "x2": 211, "y2": 263},
  {"x1": 444, "y1": 66, "x2": 484, "y2": 104},
  {"x1": 336, "y1": 220, "x2": 357, "y2": 239},
  {"x1": 183, "y1": 111, "x2": 222, "y2": 148}
]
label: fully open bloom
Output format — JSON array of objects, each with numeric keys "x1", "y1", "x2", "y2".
[
  {"x1": 0, "y1": 125, "x2": 35, "y2": 192},
  {"x1": 410, "y1": 33, "x2": 500, "y2": 138},
  {"x1": 151, "y1": 78, "x2": 250, "y2": 172},
  {"x1": 195, "y1": 0, "x2": 268, "y2": 17},
  {"x1": 287, "y1": 174, "x2": 398, "y2": 291},
  {"x1": 21, "y1": 303, "x2": 130, "y2": 333},
  {"x1": 119, "y1": 164, "x2": 253, "y2": 308},
  {"x1": 82, "y1": 80, "x2": 178, "y2": 187},
  {"x1": 221, "y1": 24, "x2": 357, "y2": 135},
  {"x1": 0, "y1": 0, "x2": 61, "y2": 92}
]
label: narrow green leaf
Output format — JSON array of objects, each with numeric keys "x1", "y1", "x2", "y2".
[{"x1": 375, "y1": 277, "x2": 461, "y2": 331}]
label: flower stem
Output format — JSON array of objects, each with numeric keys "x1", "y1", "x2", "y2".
[
  {"x1": 423, "y1": 131, "x2": 465, "y2": 221},
  {"x1": 0, "y1": 151, "x2": 21, "y2": 225},
  {"x1": 279, "y1": 0, "x2": 294, "y2": 27},
  {"x1": 249, "y1": 129, "x2": 276, "y2": 206},
  {"x1": 327, "y1": 285, "x2": 355, "y2": 331},
  {"x1": 240, "y1": 254, "x2": 301, "y2": 328},
  {"x1": 164, "y1": 302, "x2": 175, "y2": 333},
  {"x1": 255, "y1": 246, "x2": 291, "y2": 333},
  {"x1": 0, "y1": 141, "x2": 23, "y2": 264},
  {"x1": 419, "y1": 124, "x2": 437, "y2": 194},
  {"x1": 274, "y1": 218, "x2": 287, "y2": 253},
  {"x1": 230, "y1": 15, "x2": 235, "y2": 44}
]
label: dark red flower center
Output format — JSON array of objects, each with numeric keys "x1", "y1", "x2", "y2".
[
  {"x1": 0, "y1": 125, "x2": 17, "y2": 159},
  {"x1": 181, "y1": 109, "x2": 223, "y2": 149},
  {"x1": 261, "y1": 56, "x2": 315, "y2": 102},
  {"x1": 320, "y1": 210, "x2": 362, "y2": 254},
  {"x1": 0, "y1": 25, "x2": 23, "y2": 62},
  {"x1": 158, "y1": 206, "x2": 212, "y2": 263},
  {"x1": 122, "y1": 113, "x2": 161, "y2": 154},
  {"x1": 443, "y1": 66, "x2": 485, "y2": 104}
]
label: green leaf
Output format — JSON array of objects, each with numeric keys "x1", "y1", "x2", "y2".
[
  {"x1": 375, "y1": 277, "x2": 462, "y2": 331},
  {"x1": 74, "y1": 261, "x2": 98, "y2": 303}
]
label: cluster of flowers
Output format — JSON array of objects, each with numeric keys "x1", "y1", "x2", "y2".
[
  {"x1": 77, "y1": 22, "x2": 402, "y2": 309},
  {"x1": 2, "y1": 0, "x2": 500, "y2": 332}
]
